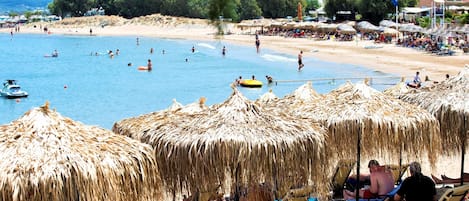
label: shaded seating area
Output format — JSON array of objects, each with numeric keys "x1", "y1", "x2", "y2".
[
  {"x1": 331, "y1": 159, "x2": 356, "y2": 198},
  {"x1": 438, "y1": 184, "x2": 469, "y2": 201},
  {"x1": 432, "y1": 173, "x2": 469, "y2": 185}
]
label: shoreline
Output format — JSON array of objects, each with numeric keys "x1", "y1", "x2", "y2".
[
  {"x1": 3, "y1": 18, "x2": 467, "y2": 83},
  {"x1": 2, "y1": 16, "x2": 467, "y2": 178}
]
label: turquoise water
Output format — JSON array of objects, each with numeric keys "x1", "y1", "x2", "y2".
[{"x1": 0, "y1": 33, "x2": 399, "y2": 128}]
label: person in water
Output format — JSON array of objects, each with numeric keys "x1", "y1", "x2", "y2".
[
  {"x1": 192, "y1": 46, "x2": 195, "y2": 53},
  {"x1": 298, "y1": 50, "x2": 304, "y2": 70},
  {"x1": 222, "y1": 46, "x2": 226, "y2": 56},
  {"x1": 52, "y1": 50, "x2": 59, "y2": 57},
  {"x1": 147, "y1": 59, "x2": 152, "y2": 71}
]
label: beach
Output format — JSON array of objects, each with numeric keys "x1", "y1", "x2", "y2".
[
  {"x1": 6, "y1": 15, "x2": 467, "y2": 83},
  {"x1": 3, "y1": 14, "x2": 468, "y2": 187}
]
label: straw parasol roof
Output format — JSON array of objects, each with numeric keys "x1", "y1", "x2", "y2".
[
  {"x1": 356, "y1": 21, "x2": 379, "y2": 33},
  {"x1": 0, "y1": 102, "x2": 162, "y2": 201},
  {"x1": 337, "y1": 23, "x2": 356, "y2": 34},
  {"x1": 113, "y1": 98, "x2": 208, "y2": 140},
  {"x1": 289, "y1": 81, "x2": 441, "y2": 163},
  {"x1": 383, "y1": 77, "x2": 410, "y2": 98},
  {"x1": 399, "y1": 66, "x2": 469, "y2": 156},
  {"x1": 113, "y1": 86, "x2": 330, "y2": 199}
]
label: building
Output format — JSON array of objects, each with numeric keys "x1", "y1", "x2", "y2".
[{"x1": 419, "y1": 0, "x2": 469, "y2": 7}]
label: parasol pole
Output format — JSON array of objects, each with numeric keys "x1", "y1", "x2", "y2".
[
  {"x1": 355, "y1": 120, "x2": 361, "y2": 201},
  {"x1": 461, "y1": 115, "x2": 467, "y2": 186},
  {"x1": 395, "y1": 0, "x2": 399, "y2": 41}
]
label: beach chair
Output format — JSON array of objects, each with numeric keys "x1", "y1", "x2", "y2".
[
  {"x1": 387, "y1": 164, "x2": 409, "y2": 185},
  {"x1": 438, "y1": 184, "x2": 469, "y2": 201},
  {"x1": 331, "y1": 159, "x2": 356, "y2": 198},
  {"x1": 344, "y1": 183, "x2": 402, "y2": 201}
]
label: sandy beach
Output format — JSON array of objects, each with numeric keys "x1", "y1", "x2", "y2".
[{"x1": 3, "y1": 15, "x2": 467, "y2": 182}]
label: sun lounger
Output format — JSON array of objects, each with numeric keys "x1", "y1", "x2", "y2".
[
  {"x1": 331, "y1": 159, "x2": 356, "y2": 197},
  {"x1": 344, "y1": 183, "x2": 402, "y2": 201},
  {"x1": 438, "y1": 184, "x2": 469, "y2": 201},
  {"x1": 432, "y1": 174, "x2": 469, "y2": 185}
]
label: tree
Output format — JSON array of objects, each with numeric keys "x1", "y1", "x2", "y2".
[
  {"x1": 208, "y1": 0, "x2": 240, "y2": 34},
  {"x1": 356, "y1": 0, "x2": 394, "y2": 24},
  {"x1": 187, "y1": 0, "x2": 210, "y2": 18},
  {"x1": 305, "y1": 0, "x2": 321, "y2": 11},
  {"x1": 324, "y1": 0, "x2": 356, "y2": 21},
  {"x1": 238, "y1": 0, "x2": 261, "y2": 20}
]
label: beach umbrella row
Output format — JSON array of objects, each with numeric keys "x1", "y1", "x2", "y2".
[
  {"x1": 0, "y1": 78, "x2": 446, "y2": 201},
  {"x1": 113, "y1": 86, "x2": 330, "y2": 200},
  {"x1": 258, "y1": 81, "x2": 440, "y2": 201},
  {"x1": 0, "y1": 102, "x2": 162, "y2": 201}
]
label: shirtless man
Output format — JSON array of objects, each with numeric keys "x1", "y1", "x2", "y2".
[
  {"x1": 298, "y1": 50, "x2": 304, "y2": 70},
  {"x1": 343, "y1": 160, "x2": 395, "y2": 200}
]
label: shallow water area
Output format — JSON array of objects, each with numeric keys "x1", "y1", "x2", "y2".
[{"x1": 1, "y1": 33, "x2": 399, "y2": 128}]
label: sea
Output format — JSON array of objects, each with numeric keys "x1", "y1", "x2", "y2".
[{"x1": 0, "y1": 33, "x2": 399, "y2": 129}]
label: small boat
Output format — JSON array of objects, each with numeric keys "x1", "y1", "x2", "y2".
[
  {"x1": 1, "y1": 80, "x2": 28, "y2": 99},
  {"x1": 239, "y1": 79, "x2": 263, "y2": 88}
]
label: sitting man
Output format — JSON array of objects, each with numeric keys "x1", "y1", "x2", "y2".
[
  {"x1": 343, "y1": 160, "x2": 395, "y2": 200},
  {"x1": 394, "y1": 162, "x2": 436, "y2": 201}
]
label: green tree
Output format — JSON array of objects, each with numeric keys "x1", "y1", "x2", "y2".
[
  {"x1": 208, "y1": 0, "x2": 240, "y2": 34},
  {"x1": 455, "y1": 13, "x2": 469, "y2": 25},
  {"x1": 305, "y1": 0, "x2": 321, "y2": 11},
  {"x1": 187, "y1": 0, "x2": 210, "y2": 18},
  {"x1": 324, "y1": 0, "x2": 356, "y2": 20},
  {"x1": 403, "y1": 0, "x2": 418, "y2": 7},
  {"x1": 239, "y1": 0, "x2": 262, "y2": 20},
  {"x1": 356, "y1": 0, "x2": 393, "y2": 24}
]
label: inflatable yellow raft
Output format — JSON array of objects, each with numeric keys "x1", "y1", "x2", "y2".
[{"x1": 239, "y1": 79, "x2": 262, "y2": 88}]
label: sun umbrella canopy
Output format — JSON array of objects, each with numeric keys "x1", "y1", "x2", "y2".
[
  {"x1": 399, "y1": 66, "x2": 469, "y2": 155},
  {"x1": 337, "y1": 23, "x2": 357, "y2": 34},
  {"x1": 356, "y1": 21, "x2": 380, "y2": 33},
  {"x1": 0, "y1": 102, "x2": 162, "y2": 201},
  {"x1": 290, "y1": 81, "x2": 440, "y2": 162},
  {"x1": 379, "y1": 20, "x2": 398, "y2": 28},
  {"x1": 113, "y1": 86, "x2": 329, "y2": 199}
]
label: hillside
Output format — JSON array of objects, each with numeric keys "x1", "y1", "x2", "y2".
[{"x1": 0, "y1": 0, "x2": 50, "y2": 13}]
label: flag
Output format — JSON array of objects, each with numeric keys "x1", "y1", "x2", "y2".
[{"x1": 391, "y1": 0, "x2": 398, "y2": 6}]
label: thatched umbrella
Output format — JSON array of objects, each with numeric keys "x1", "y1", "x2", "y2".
[
  {"x1": 113, "y1": 98, "x2": 208, "y2": 140},
  {"x1": 267, "y1": 81, "x2": 440, "y2": 200},
  {"x1": 399, "y1": 65, "x2": 469, "y2": 185},
  {"x1": 113, "y1": 86, "x2": 330, "y2": 200},
  {"x1": 383, "y1": 77, "x2": 410, "y2": 98},
  {"x1": 0, "y1": 102, "x2": 162, "y2": 201}
]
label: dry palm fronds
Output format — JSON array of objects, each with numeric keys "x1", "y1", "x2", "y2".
[
  {"x1": 113, "y1": 86, "x2": 330, "y2": 200},
  {"x1": 293, "y1": 81, "x2": 441, "y2": 165},
  {"x1": 399, "y1": 65, "x2": 469, "y2": 155},
  {"x1": 0, "y1": 103, "x2": 162, "y2": 201},
  {"x1": 255, "y1": 89, "x2": 278, "y2": 105},
  {"x1": 383, "y1": 78, "x2": 410, "y2": 98}
]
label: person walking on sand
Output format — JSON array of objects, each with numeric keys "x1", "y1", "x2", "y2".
[
  {"x1": 89, "y1": 28, "x2": 92, "y2": 36},
  {"x1": 298, "y1": 50, "x2": 304, "y2": 70}
]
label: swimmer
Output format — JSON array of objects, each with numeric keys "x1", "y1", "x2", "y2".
[{"x1": 147, "y1": 59, "x2": 152, "y2": 71}]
